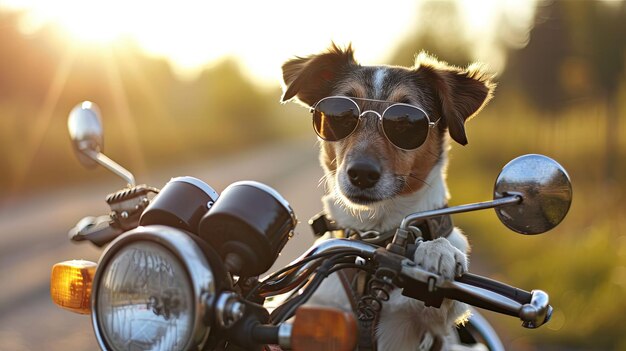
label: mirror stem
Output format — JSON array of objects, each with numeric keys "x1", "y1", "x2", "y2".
[
  {"x1": 399, "y1": 195, "x2": 522, "y2": 230},
  {"x1": 85, "y1": 149, "x2": 136, "y2": 187}
]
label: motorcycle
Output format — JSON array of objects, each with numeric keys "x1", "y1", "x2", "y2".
[{"x1": 50, "y1": 101, "x2": 573, "y2": 351}]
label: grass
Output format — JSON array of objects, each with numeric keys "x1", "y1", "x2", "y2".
[{"x1": 446, "y1": 89, "x2": 626, "y2": 350}]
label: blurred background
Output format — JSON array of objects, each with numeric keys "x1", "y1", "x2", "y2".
[{"x1": 0, "y1": 0, "x2": 624, "y2": 350}]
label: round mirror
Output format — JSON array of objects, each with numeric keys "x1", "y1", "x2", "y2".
[
  {"x1": 494, "y1": 154, "x2": 572, "y2": 235},
  {"x1": 68, "y1": 101, "x2": 103, "y2": 168}
]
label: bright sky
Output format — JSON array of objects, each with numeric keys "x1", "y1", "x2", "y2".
[{"x1": 1, "y1": 0, "x2": 536, "y2": 84}]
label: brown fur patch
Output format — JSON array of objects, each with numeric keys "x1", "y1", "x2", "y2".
[
  {"x1": 414, "y1": 51, "x2": 496, "y2": 145},
  {"x1": 398, "y1": 132, "x2": 444, "y2": 194}
]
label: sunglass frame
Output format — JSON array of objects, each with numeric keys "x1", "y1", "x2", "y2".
[{"x1": 310, "y1": 96, "x2": 440, "y2": 150}]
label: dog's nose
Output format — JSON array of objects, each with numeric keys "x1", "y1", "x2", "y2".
[{"x1": 347, "y1": 161, "x2": 381, "y2": 189}]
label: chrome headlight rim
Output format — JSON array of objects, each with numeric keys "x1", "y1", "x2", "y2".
[{"x1": 91, "y1": 225, "x2": 216, "y2": 351}]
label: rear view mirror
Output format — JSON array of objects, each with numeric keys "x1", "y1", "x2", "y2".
[
  {"x1": 68, "y1": 101, "x2": 103, "y2": 168},
  {"x1": 494, "y1": 154, "x2": 572, "y2": 234},
  {"x1": 67, "y1": 101, "x2": 135, "y2": 186}
]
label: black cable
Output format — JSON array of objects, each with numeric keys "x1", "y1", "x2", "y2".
[
  {"x1": 327, "y1": 263, "x2": 375, "y2": 275},
  {"x1": 265, "y1": 274, "x2": 316, "y2": 322},
  {"x1": 245, "y1": 259, "x2": 324, "y2": 300},
  {"x1": 245, "y1": 249, "x2": 361, "y2": 299},
  {"x1": 271, "y1": 253, "x2": 367, "y2": 324},
  {"x1": 270, "y1": 258, "x2": 339, "y2": 324},
  {"x1": 271, "y1": 275, "x2": 324, "y2": 323},
  {"x1": 273, "y1": 275, "x2": 327, "y2": 323},
  {"x1": 266, "y1": 249, "x2": 360, "y2": 282}
]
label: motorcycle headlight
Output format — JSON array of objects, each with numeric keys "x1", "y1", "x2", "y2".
[{"x1": 91, "y1": 225, "x2": 219, "y2": 351}]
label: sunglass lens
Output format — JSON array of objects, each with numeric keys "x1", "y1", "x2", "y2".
[
  {"x1": 313, "y1": 98, "x2": 359, "y2": 141},
  {"x1": 382, "y1": 105, "x2": 429, "y2": 149}
]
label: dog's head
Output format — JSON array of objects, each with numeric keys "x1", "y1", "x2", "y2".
[{"x1": 281, "y1": 44, "x2": 494, "y2": 209}]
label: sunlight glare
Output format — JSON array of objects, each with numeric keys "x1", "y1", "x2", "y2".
[
  {"x1": 6, "y1": 1, "x2": 132, "y2": 44},
  {"x1": 3, "y1": 0, "x2": 420, "y2": 82},
  {"x1": 2, "y1": 0, "x2": 537, "y2": 82},
  {"x1": 457, "y1": 0, "x2": 537, "y2": 73}
]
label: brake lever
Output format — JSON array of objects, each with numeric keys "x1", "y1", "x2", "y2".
[
  {"x1": 69, "y1": 215, "x2": 124, "y2": 247},
  {"x1": 69, "y1": 185, "x2": 157, "y2": 247},
  {"x1": 399, "y1": 261, "x2": 552, "y2": 328}
]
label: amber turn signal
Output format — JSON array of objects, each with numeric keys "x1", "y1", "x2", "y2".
[
  {"x1": 291, "y1": 306, "x2": 357, "y2": 351},
  {"x1": 50, "y1": 260, "x2": 97, "y2": 314}
]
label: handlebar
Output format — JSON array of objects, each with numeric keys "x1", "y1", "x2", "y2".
[{"x1": 258, "y1": 238, "x2": 552, "y2": 328}]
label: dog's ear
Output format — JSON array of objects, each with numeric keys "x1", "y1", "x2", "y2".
[
  {"x1": 281, "y1": 43, "x2": 357, "y2": 106},
  {"x1": 414, "y1": 52, "x2": 495, "y2": 145}
]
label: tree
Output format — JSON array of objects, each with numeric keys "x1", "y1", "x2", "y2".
[
  {"x1": 504, "y1": 1, "x2": 625, "y2": 181},
  {"x1": 566, "y1": 1, "x2": 626, "y2": 181},
  {"x1": 503, "y1": 1, "x2": 573, "y2": 112},
  {"x1": 389, "y1": 1, "x2": 471, "y2": 68}
]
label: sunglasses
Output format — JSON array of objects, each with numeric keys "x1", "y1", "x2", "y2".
[{"x1": 310, "y1": 96, "x2": 439, "y2": 150}]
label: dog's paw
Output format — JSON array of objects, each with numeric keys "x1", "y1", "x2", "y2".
[{"x1": 413, "y1": 237, "x2": 468, "y2": 280}]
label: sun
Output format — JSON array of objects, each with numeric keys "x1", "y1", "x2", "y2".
[
  {"x1": 7, "y1": 1, "x2": 133, "y2": 45},
  {"x1": 53, "y1": 7, "x2": 127, "y2": 45}
]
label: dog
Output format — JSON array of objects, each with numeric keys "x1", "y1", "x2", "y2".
[{"x1": 281, "y1": 44, "x2": 494, "y2": 351}]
